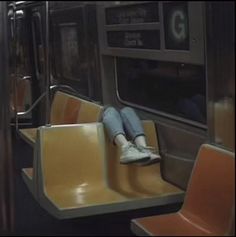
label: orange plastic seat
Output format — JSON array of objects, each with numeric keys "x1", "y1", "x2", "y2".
[
  {"x1": 19, "y1": 90, "x2": 103, "y2": 146},
  {"x1": 131, "y1": 144, "x2": 235, "y2": 236}
]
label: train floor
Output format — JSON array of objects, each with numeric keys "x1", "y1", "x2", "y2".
[{"x1": 11, "y1": 128, "x2": 182, "y2": 236}]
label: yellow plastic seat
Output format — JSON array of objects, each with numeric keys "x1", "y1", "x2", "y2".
[
  {"x1": 36, "y1": 123, "x2": 127, "y2": 219},
  {"x1": 105, "y1": 120, "x2": 182, "y2": 199},
  {"x1": 131, "y1": 144, "x2": 235, "y2": 236},
  {"x1": 23, "y1": 122, "x2": 184, "y2": 219},
  {"x1": 19, "y1": 91, "x2": 103, "y2": 146},
  {"x1": 19, "y1": 128, "x2": 37, "y2": 147}
]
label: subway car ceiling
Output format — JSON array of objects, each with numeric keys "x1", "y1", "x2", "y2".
[{"x1": 7, "y1": 0, "x2": 235, "y2": 191}]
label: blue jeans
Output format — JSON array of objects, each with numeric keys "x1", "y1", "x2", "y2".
[{"x1": 102, "y1": 106, "x2": 145, "y2": 142}]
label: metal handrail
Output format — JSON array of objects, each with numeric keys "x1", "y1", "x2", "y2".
[
  {"x1": 17, "y1": 91, "x2": 46, "y2": 116},
  {"x1": 49, "y1": 84, "x2": 78, "y2": 94},
  {"x1": 17, "y1": 84, "x2": 79, "y2": 116}
]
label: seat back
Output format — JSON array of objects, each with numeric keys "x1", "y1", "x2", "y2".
[
  {"x1": 37, "y1": 123, "x2": 106, "y2": 191},
  {"x1": 50, "y1": 91, "x2": 103, "y2": 125},
  {"x1": 105, "y1": 120, "x2": 181, "y2": 198},
  {"x1": 182, "y1": 144, "x2": 235, "y2": 234},
  {"x1": 77, "y1": 99, "x2": 103, "y2": 123}
]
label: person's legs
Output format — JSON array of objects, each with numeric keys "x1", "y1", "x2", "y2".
[
  {"x1": 120, "y1": 107, "x2": 161, "y2": 165},
  {"x1": 102, "y1": 106, "x2": 149, "y2": 164},
  {"x1": 103, "y1": 106, "x2": 126, "y2": 143},
  {"x1": 120, "y1": 106, "x2": 145, "y2": 141}
]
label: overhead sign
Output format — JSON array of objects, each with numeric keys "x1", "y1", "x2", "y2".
[
  {"x1": 105, "y1": 2, "x2": 159, "y2": 25},
  {"x1": 170, "y1": 9, "x2": 187, "y2": 42},
  {"x1": 107, "y1": 30, "x2": 160, "y2": 49},
  {"x1": 164, "y1": 2, "x2": 189, "y2": 50}
]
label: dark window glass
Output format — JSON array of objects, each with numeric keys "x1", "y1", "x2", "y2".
[
  {"x1": 107, "y1": 30, "x2": 160, "y2": 49},
  {"x1": 51, "y1": 7, "x2": 89, "y2": 97},
  {"x1": 60, "y1": 24, "x2": 80, "y2": 80},
  {"x1": 32, "y1": 14, "x2": 44, "y2": 75},
  {"x1": 117, "y1": 57, "x2": 206, "y2": 124},
  {"x1": 105, "y1": 2, "x2": 159, "y2": 25},
  {"x1": 16, "y1": 16, "x2": 30, "y2": 76},
  {"x1": 163, "y1": 2, "x2": 189, "y2": 50},
  {"x1": 32, "y1": 16, "x2": 42, "y2": 45}
]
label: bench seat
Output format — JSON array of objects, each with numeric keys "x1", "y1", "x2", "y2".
[
  {"x1": 22, "y1": 122, "x2": 184, "y2": 219},
  {"x1": 19, "y1": 90, "x2": 103, "y2": 146},
  {"x1": 19, "y1": 128, "x2": 37, "y2": 147}
]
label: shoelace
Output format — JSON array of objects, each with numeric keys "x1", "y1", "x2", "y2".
[
  {"x1": 123, "y1": 142, "x2": 137, "y2": 152},
  {"x1": 137, "y1": 145, "x2": 157, "y2": 153}
]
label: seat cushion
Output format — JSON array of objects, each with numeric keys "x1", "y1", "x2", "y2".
[
  {"x1": 19, "y1": 128, "x2": 37, "y2": 146},
  {"x1": 131, "y1": 212, "x2": 220, "y2": 236}
]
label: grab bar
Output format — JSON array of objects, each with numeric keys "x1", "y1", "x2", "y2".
[{"x1": 17, "y1": 84, "x2": 79, "y2": 116}]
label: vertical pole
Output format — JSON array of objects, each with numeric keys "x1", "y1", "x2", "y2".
[
  {"x1": 0, "y1": 1, "x2": 15, "y2": 233},
  {"x1": 13, "y1": 2, "x2": 19, "y2": 132},
  {"x1": 45, "y1": 1, "x2": 50, "y2": 124}
]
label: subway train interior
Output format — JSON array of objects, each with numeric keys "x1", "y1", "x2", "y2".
[{"x1": 0, "y1": 1, "x2": 235, "y2": 236}]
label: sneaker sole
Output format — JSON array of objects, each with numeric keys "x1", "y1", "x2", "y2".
[
  {"x1": 120, "y1": 156, "x2": 150, "y2": 165},
  {"x1": 139, "y1": 157, "x2": 161, "y2": 166}
]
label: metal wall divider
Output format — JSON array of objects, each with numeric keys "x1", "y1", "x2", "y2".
[{"x1": 0, "y1": 1, "x2": 14, "y2": 233}]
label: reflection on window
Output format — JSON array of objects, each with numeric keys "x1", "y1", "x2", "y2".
[
  {"x1": 213, "y1": 97, "x2": 234, "y2": 150},
  {"x1": 116, "y1": 57, "x2": 206, "y2": 124},
  {"x1": 60, "y1": 24, "x2": 80, "y2": 80},
  {"x1": 32, "y1": 14, "x2": 44, "y2": 75},
  {"x1": 16, "y1": 17, "x2": 30, "y2": 76}
]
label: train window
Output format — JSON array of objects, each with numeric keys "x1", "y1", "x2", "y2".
[
  {"x1": 51, "y1": 7, "x2": 89, "y2": 97},
  {"x1": 60, "y1": 23, "x2": 80, "y2": 80},
  {"x1": 15, "y1": 11, "x2": 30, "y2": 76},
  {"x1": 116, "y1": 57, "x2": 206, "y2": 125},
  {"x1": 163, "y1": 1, "x2": 189, "y2": 50}
]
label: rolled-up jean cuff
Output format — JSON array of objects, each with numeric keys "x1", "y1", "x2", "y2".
[
  {"x1": 112, "y1": 132, "x2": 126, "y2": 144},
  {"x1": 132, "y1": 133, "x2": 146, "y2": 142}
]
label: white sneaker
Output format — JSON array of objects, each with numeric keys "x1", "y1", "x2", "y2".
[
  {"x1": 120, "y1": 142, "x2": 150, "y2": 164},
  {"x1": 137, "y1": 145, "x2": 161, "y2": 166}
]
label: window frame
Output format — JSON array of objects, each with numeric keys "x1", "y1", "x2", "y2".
[{"x1": 114, "y1": 57, "x2": 207, "y2": 129}]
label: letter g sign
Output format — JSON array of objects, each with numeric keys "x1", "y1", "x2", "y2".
[{"x1": 170, "y1": 8, "x2": 187, "y2": 42}]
